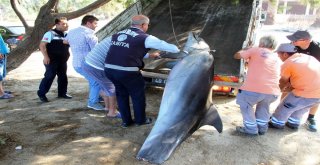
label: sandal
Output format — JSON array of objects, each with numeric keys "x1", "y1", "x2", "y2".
[
  {"x1": 106, "y1": 112, "x2": 121, "y2": 119},
  {"x1": 0, "y1": 93, "x2": 14, "y2": 99},
  {"x1": 4, "y1": 90, "x2": 12, "y2": 94}
]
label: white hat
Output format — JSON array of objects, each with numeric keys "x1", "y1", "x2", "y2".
[{"x1": 275, "y1": 43, "x2": 297, "y2": 53}]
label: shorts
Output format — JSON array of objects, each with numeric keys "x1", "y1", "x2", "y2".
[{"x1": 0, "y1": 55, "x2": 7, "y2": 81}]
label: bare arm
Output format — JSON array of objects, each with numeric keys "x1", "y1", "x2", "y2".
[
  {"x1": 234, "y1": 46, "x2": 253, "y2": 59},
  {"x1": 234, "y1": 51, "x2": 242, "y2": 59},
  {"x1": 279, "y1": 76, "x2": 291, "y2": 92},
  {"x1": 63, "y1": 40, "x2": 69, "y2": 44},
  {"x1": 148, "y1": 51, "x2": 160, "y2": 58},
  {"x1": 145, "y1": 35, "x2": 179, "y2": 53},
  {"x1": 39, "y1": 42, "x2": 50, "y2": 65},
  {"x1": 0, "y1": 53, "x2": 3, "y2": 60}
]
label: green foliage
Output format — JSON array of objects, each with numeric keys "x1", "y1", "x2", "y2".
[
  {"x1": 91, "y1": 0, "x2": 136, "y2": 19},
  {"x1": 269, "y1": 0, "x2": 278, "y2": 6},
  {"x1": 231, "y1": 0, "x2": 240, "y2": 5},
  {"x1": 0, "y1": 0, "x2": 19, "y2": 20},
  {"x1": 123, "y1": 0, "x2": 136, "y2": 7},
  {"x1": 0, "y1": 0, "x2": 137, "y2": 21},
  {"x1": 299, "y1": 0, "x2": 320, "y2": 8},
  {"x1": 277, "y1": 5, "x2": 292, "y2": 13}
]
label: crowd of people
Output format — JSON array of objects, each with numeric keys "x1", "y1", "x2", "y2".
[
  {"x1": 235, "y1": 30, "x2": 320, "y2": 135},
  {"x1": 0, "y1": 14, "x2": 319, "y2": 133},
  {"x1": 36, "y1": 14, "x2": 179, "y2": 127}
]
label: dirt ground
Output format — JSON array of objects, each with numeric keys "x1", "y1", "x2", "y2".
[{"x1": 0, "y1": 48, "x2": 320, "y2": 165}]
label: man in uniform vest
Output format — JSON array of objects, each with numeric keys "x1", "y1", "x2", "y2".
[
  {"x1": 38, "y1": 17, "x2": 72, "y2": 102},
  {"x1": 104, "y1": 15, "x2": 180, "y2": 128}
]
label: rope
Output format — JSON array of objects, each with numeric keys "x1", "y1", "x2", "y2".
[
  {"x1": 199, "y1": 17, "x2": 210, "y2": 36},
  {"x1": 168, "y1": 0, "x2": 181, "y2": 48}
]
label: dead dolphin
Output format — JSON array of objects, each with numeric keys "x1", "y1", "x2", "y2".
[{"x1": 136, "y1": 32, "x2": 223, "y2": 164}]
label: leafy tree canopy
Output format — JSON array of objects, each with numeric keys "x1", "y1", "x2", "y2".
[{"x1": 0, "y1": 0, "x2": 135, "y2": 22}]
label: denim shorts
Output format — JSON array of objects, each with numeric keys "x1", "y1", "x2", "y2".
[{"x1": 0, "y1": 56, "x2": 7, "y2": 81}]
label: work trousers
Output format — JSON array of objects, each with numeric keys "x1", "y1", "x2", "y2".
[
  {"x1": 271, "y1": 92, "x2": 320, "y2": 128},
  {"x1": 236, "y1": 90, "x2": 278, "y2": 134},
  {"x1": 38, "y1": 61, "x2": 68, "y2": 96},
  {"x1": 104, "y1": 68, "x2": 146, "y2": 125},
  {"x1": 82, "y1": 62, "x2": 115, "y2": 97}
]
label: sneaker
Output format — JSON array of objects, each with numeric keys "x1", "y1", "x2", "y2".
[
  {"x1": 136, "y1": 117, "x2": 152, "y2": 126},
  {"x1": 121, "y1": 122, "x2": 134, "y2": 128},
  {"x1": 99, "y1": 97, "x2": 104, "y2": 103},
  {"x1": 39, "y1": 96, "x2": 49, "y2": 102},
  {"x1": 285, "y1": 122, "x2": 298, "y2": 130},
  {"x1": 0, "y1": 93, "x2": 14, "y2": 99},
  {"x1": 4, "y1": 90, "x2": 12, "y2": 94},
  {"x1": 306, "y1": 118, "x2": 317, "y2": 132},
  {"x1": 268, "y1": 122, "x2": 284, "y2": 129},
  {"x1": 58, "y1": 94, "x2": 72, "y2": 99},
  {"x1": 235, "y1": 126, "x2": 258, "y2": 136},
  {"x1": 37, "y1": 91, "x2": 49, "y2": 102},
  {"x1": 87, "y1": 103, "x2": 105, "y2": 111}
]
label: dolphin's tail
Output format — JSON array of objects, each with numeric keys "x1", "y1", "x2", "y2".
[{"x1": 199, "y1": 105, "x2": 223, "y2": 133}]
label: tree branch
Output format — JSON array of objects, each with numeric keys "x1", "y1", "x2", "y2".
[
  {"x1": 33, "y1": 0, "x2": 60, "y2": 30},
  {"x1": 57, "y1": 0, "x2": 111, "y2": 19},
  {"x1": 53, "y1": 0, "x2": 60, "y2": 13},
  {"x1": 10, "y1": 0, "x2": 29, "y2": 29},
  {"x1": 45, "y1": 0, "x2": 60, "y2": 10}
]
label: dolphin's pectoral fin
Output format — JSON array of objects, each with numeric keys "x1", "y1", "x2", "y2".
[{"x1": 200, "y1": 105, "x2": 223, "y2": 133}]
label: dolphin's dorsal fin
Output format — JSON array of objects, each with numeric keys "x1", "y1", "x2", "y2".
[{"x1": 199, "y1": 105, "x2": 223, "y2": 133}]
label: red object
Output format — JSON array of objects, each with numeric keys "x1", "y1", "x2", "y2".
[
  {"x1": 16, "y1": 35, "x2": 23, "y2": 41},
  {"x1": 213, "y1": 75, "x2": 239, "y2": 83}
]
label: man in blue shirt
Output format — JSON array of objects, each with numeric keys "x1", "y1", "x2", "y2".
[
  {"x1": 65, "y1": 15, "x2": 103, "y2": 111},
  {"x1": 105, "y1": 14, "x2": 180, "y2": 128}
]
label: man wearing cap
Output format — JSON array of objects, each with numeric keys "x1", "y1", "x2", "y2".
[
  {"x1": 287, "y1": 30, "x2": 320, "y2": 132},
  {"x1": 269, "y1": 43, "x2": 320, "y2": 130}
]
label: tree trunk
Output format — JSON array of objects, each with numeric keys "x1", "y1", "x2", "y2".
[
  {"x1": 283, "y1": 0, "x2": 287, "y2": 14},
  {"x1": 7, "y1": 0, "x2": 110, "y2": 72},
  {"x1": 7, "y1": 4, "x2": 55, "y2": 71},
  {"x1": 305, "y1": 2, "x2": 310, "y2": 15}
]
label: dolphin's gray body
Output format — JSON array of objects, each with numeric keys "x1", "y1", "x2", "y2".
[{"x1": 136, "y1": 32, "x2": 223, "y2": 164}]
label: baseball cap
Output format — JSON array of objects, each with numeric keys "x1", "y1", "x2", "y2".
[
  {"x1": 275, "y1": 43, "x2": 297, "y2": 53},
  {"x1": 286, "y1": 30, "x2": 311, "y2": 41}
]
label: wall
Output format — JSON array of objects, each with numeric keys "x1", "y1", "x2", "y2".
[{"x1": 261, "y1": 0, "x2": 318, "y2": 26}]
